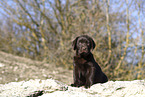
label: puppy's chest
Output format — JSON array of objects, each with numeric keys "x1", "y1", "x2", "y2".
[
  {"x1": 74, "y1": 56, "x2": 87, "y2": 65},
  {"x1": 74, "y1": 57, "x2": 90, "y2": 69}
]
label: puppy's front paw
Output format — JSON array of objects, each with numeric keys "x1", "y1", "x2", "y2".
[
  {"x1": 70, "y1": 83, "x2": 81, "y2": 87},
  {"x1": 70, "y1": 83, "x2": 75, "y2": 86},
  {"x1": 85, "y1": 83, "x2": 91, "y2": 89}
]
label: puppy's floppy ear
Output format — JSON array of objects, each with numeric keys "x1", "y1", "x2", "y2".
[
  {"x1": 72, "y1": 36, "x2": 79, "y2": 50},
  {"x1": 89, "y1": 37, "x2": 96, "y2": 50}
]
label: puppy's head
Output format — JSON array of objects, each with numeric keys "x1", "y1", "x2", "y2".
[{"x1": 72, "y1": 35, "x2": 96, "y2": 56}]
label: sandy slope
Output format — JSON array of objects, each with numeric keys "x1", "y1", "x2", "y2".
[{"x1": 0, "y1": 51, "x2": 73, "y2": 84}]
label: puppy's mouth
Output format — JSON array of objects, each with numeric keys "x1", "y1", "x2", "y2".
[
  {"x1": 80, "y1": 48, "x2": 88, "y2": 53},
  {"x1": 79, "y1": 50, "x2": 89, "y2": 56}
]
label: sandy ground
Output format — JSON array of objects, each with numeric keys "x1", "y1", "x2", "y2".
[{"x1": 0, "y1": 51, "x2": 73, "y2": 85}]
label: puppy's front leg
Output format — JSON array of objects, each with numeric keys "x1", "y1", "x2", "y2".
[
  {"x1": 85, "y1": 67, "x2": 95, "y2": 88},
  {"x1": 71, "y1": 65, "x2": 82, "y2": 87}
]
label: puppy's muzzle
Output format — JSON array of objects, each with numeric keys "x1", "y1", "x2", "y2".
[{"x1": 80, "y1": 46, "x2": 88, "y2": 53}]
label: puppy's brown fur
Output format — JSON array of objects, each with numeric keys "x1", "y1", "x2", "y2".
[{"x1": 71, "y1": 35, "x2": 108, "y2": 88}]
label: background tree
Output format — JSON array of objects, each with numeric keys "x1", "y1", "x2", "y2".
[{"x1": 0, "y1": 0, "x2": 144, "y2": 80}]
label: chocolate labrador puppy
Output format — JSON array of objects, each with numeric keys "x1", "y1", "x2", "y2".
[{"x1": 71, "y1": 35, "x2": 108, "y2": 88}]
